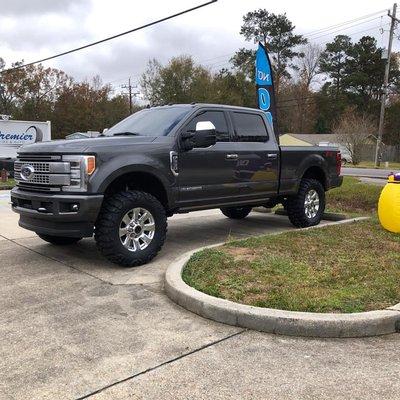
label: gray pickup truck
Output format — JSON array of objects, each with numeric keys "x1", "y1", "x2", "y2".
[{"x1": 11, "y1": 104, "x2": 342, "y2": 267}]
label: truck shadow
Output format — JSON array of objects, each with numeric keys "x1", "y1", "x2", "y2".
[{"x1": 16, "y1": 211, "x2": 295, "y2": 284}]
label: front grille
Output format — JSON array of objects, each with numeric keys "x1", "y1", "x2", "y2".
[
  {"x1": 15, "y1": 154, "x2": 71, "y2": 192},
  {"x1": 15, "y1": 172, "x2": 50, "y2": 184},
  {"x1": 14, "y1": 161, "x2": 50, "y2": 173},
  {"x1": 17, "y1": 154, "x2": 61, "y2": 162}
]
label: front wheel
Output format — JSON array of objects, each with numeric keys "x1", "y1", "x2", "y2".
[
  {"x1": 286, "y1": 178, "x2": 325, "y2": 228},
  {"x1": 37, "y1": 234, "x2": 82, "y2": 245},
  {"x1": 95, "y1": 190, "x2": 167, "y2": 267},
  {"x1": 220, "y1": 206, "x2": 252, "y2": 219}
]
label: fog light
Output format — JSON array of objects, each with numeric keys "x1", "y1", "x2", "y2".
[{"x1": 71, "y1": 204, "x2": 79, "y2": 212}]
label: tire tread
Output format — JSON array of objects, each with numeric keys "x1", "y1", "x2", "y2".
[
  {"x1": 95, "y1": 190, "x2": 167, "y2": 267},
  {"x1": 286, "y1": 178, "x2": 325, "y2": 228}
]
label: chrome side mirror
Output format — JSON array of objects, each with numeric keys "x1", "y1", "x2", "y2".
[{"x1": 195, "y1": 121, "x2": 216, "y2": 131}]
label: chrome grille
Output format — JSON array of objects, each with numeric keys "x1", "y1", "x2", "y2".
[
  {"x1": 14, "y1": 161, "x2": 50, "y2": 173},
  {"x1": 15, "y1": 172, "x2": 50, "y2": 184},
  {"x1": 15, "y1": 154, "x2": 71, "y2": 191},
  {"x1": 17, "y1": 154, "x2": 61, "y2": 161}
]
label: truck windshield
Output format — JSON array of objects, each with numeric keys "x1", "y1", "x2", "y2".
[{"x1": 106, "y1": 107, "x2": 191, "y2": 137}]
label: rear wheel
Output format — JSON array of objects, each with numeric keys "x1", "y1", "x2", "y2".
[
  {"x1": 37, "y1": 234, "x2": 82, "y2": 245},
  {"x1": 286, "y1": 178, "x2": 325, "y2": 228},
  {"x1": 95, "y1": 190, "x2": 167, "y2": 267},
  {"x1": 220, "y1": 206, "x2": 252, "y2": 219}
]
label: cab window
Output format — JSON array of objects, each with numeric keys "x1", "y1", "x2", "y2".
[
  {"x1": 232, "y1": 112, "x2": 269, "y2": 142},
  {"x1": 185, "y1": 110, "x2": 230, "y2": 142}
]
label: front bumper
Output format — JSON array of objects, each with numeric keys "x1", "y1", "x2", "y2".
[{"x1": 11, "y1": 188, "x2": 104, "y2": 237}]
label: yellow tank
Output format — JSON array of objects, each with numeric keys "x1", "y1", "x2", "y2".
[{"x1": 378, "y1": 173, "x2": 400, "y2": 233}]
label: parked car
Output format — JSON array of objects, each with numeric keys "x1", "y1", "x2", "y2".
[
  {"x1": 66, "y1": 131, "x2": 101, "y2": 140},
  {"x1": 339, "y1": 146, "x2": 352, "y2": 165},
  {"x1": 11, "y1": 104, "x2": 342, "y2": 267}
]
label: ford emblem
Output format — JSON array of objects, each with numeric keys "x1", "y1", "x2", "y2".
[{"x1": 20, "y1": 164, "x2": 35, "y2": 181}]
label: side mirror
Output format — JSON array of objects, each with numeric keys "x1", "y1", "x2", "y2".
[
  {"x1": 181, "y1": 121, "x2": 216, "y2": 151},
  {"x1": 194, "y1": 121, "x2": 217, "y2": 148}
]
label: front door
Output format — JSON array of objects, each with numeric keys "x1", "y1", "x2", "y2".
[{"x1": 177, "y1": 109, "x2": 238, "y2": 208}]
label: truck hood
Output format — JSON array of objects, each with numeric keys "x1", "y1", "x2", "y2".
[{"x1": 18, "y1": 136, "x2": 157, "y2": 154}]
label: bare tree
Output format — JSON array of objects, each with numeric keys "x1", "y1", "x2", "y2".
[
  {"x1": 298, "y1": 43, "x2": 322, "y2": 89},
  {"x1": 284, "y1": 44, "x2": 321, "y2": 132},
  {"x1": 334, "y1": 107, "x2": 377, "y2": 165}
]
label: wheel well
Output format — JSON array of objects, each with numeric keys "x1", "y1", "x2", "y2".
[
  {"x1": 302, "y1": 167, "x2": 327, "y2": 189},
  {"x1": 104, "y1": 172, "x2": 169, "y2": 209}
]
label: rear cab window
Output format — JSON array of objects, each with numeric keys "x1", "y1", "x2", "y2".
[{"x1": 231, "y1": 112, "x2": 269, "y2": 142}]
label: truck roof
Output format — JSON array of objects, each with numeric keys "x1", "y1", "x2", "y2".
[{"x1": 150, "y1": 103, "x2": 263, "y2": 113}]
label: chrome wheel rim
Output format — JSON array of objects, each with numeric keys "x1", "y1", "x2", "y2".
[
  {"x1": 119, "y1": 207, "x2": 155, "y2": 252},
  {"x1": 304, "y1": 189, "x2": 320, "y2": 219}
]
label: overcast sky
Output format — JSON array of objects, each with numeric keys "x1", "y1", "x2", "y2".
[{"x1": 0, "y1": 0, "x2": 396, "y2": 92}]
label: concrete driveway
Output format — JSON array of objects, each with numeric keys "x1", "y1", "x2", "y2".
[{"x1": 0, "y1": 190, "x2": 399, "y2": 399}]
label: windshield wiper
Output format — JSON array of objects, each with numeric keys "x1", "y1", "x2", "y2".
[{"x1": 112, "y1": 131, "x2": 141, "y2": 136}]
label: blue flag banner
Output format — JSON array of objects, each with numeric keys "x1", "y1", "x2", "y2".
[{"x1": 255, "y1": 42, "x2": 277, "y2": 135}]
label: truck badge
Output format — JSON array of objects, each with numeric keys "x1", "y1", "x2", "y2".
[{"x1": 20, "y1": 164, "x2": 35, "y2": 181}]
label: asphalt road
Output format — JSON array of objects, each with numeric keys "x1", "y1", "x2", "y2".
[
  {"x1": 0, "y1": 190, "x2": 399, "y2": 399},
  {"x1": 342, "y1": 167, "x2": 395, "y2": 179}
]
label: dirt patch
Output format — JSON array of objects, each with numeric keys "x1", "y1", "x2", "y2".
[{"x1": 225, "y1": 247, "x2": 257, "y2": 262}]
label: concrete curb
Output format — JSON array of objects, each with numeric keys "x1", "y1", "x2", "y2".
[
  {"x1": 274, "y1": 208, "x2": 348, "y2": 221},
  {"x1": 165, "y1": 218, "x2": 400, "y2": 338}
]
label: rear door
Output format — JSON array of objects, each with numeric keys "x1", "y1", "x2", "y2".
[
  {"x1": 177, "y1": 109, "x2": 239, "y2": 207},
  {"x1": 229, "y1": 111, "x2": 279, "y2": 199}
]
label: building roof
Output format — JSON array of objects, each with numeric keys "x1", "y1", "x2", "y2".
[
  {"x1": 279, "y1": 134, "x2": 312, "y2": 146},
  {"x1": 285, "y1": 133, "x2": 341, "y2": 145}
]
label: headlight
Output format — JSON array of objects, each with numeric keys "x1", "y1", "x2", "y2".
[{"x1": 61, "y1": 155, "x2": 96, "y2": 192}]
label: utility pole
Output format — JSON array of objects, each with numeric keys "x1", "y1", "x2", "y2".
[
  {"x1": 375, "y1": 3, "x2": 398, "y2": 167},
  {"x1": 122, "y1": 78, "x2": 133, "y2": 114},
  {"x1": 121, "y1": 78, "x2": 140, "y2": 114}
]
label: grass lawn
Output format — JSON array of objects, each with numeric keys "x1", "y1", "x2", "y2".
[
  {"x1": 0, "y1": 179, "x2": 15, "y2": 189},
  {"x1": 183, "y1": 177, "x2": 400, "y2": 313},
  {"x1": 349, "y1": 161, "x2": 400, "y2": 170},
  {"x1": 326, "y1": 176, "x2": 382, "y2": 215}
]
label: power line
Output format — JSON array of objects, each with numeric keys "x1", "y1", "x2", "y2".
[
  {"x1": 278, "y1": 95, "x2": 317, "y2": 105},
  {"x1": 39, "y1": 5, "x2": 388, "y2": 94},
  {"x1": 310, "y1": 18, "x2": 386, "y2": 41},
  {"x1": 277, "y1": 100, "x2": 318, "y2": 109},
  {"x1": 84, "y1": 7, "x2": 390, "y2": 89},
  {"x1": 302, "y1": 9, "x2": 388, "y2": 37},
  {"x1": 187, "y1": 9, "x2": 389, "y2": 74},
  {"x1": 196, "y1": 52, "x2": 235, "y2": 64},
  {"x1": 106, "y1": 20, "x2": 389, "y2": 100},
  {"x1": 0, "y1": 0, "x2": 217, "y2": 74},
  {"x1": 315, "y1": 23, "x2": 390, "y2": 45}
]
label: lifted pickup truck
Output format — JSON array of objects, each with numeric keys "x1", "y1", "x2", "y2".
[{"x1": 11, "y1": 104, "x2": 342, "y2": 267}]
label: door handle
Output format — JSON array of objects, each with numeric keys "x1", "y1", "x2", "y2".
[
  {"x1": 226, "y1": 154, "x2": 238, "y2": 160},
  {"x1": 267, "y1": 153, "x2": 278, "y2": 159}
]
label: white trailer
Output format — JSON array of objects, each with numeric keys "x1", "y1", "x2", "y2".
[{"x1": 0, "y1": 119, "x2": 51, "y2": 174}]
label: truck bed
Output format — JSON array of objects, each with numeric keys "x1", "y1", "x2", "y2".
[{"x1": 279, "y1": 145, "x2": 341, "y2": 195}]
